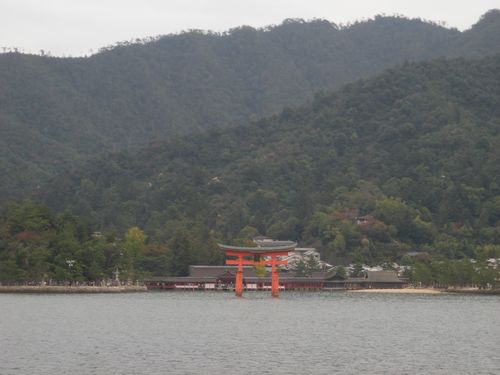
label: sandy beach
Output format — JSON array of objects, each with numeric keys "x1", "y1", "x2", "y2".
[{"x1": 349, "y1": 288, "x2": 444, "y2": 294}]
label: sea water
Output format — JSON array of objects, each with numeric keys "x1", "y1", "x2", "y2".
[{"x1": 0, "y1": 291, "x2": 499, "y2": 374}]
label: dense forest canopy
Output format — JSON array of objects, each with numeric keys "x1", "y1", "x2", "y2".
[
  {"x1": 1, "y1": 11, "x2": 500, "y2": 282},
  {"x1": 0, "y1": 200, "x2": 222, "y2": 281},
  {"x1": 1, "y1": 11, "x2": 500, "y2": 200},
  {"x1": 34, "y1": 54, "x2": 500, "y2": 270}
]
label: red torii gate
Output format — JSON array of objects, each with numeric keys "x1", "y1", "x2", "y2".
[{"x1": 218, "y1": 243, "x2": 296, "y2": 297}]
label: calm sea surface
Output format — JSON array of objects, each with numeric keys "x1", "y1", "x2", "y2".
[{"x1": 0, "y1": 291, "x2": 499, "y2": 375}]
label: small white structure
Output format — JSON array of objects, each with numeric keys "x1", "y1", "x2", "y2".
[
  {"x1": 285, "y1": 248, "x2": 319, "y2": 269},
  {"x1": 251, "y1": 237, "x2": 331, "y2": 271}
]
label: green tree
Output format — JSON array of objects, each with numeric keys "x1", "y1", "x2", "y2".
[
  {"x1": 7, "y1": 200, "x2": 53, "y2": 235},
  {"x1": 412, "y1": 262, "x2": 433, "y2": 286},
  {"x1": 335, "y1": 265, "x2": 347, "y2": 280},
  {"x1": 473, "y1": 263, "x2": 496, "y2": 289},
  {"x1": 121, "y1": 226, "x2": 147, "y2": 279},
  {"x1": 350, "y1": 263, "x2": 364, "y2": 277},
  {"x1": 305, "y1": 253, "x2": 320, "y2": 276},
  {"x1": 169, "y1": 230, "x2": 193, "y2": 276}
]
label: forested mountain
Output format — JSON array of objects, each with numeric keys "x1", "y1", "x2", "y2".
[
  {"x1": 38, "y1": 54, "x2": 500, "y2": 266},
  {"x1": 1, "y1": 10, "x2": 500, "y2": 200}
]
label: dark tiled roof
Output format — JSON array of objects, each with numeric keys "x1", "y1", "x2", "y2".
[
  {"x1": 365, "y1": 271, "x2": 402, "y2": 282},
  {"x1": 346, "y1": 271, "x2": 404, "y2": 283},
  {"x1": 189, "y1": 266, "x2": 267, "y2": 278}
]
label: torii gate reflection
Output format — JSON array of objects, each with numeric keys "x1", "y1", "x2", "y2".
[{"x1": 218, "y1": 243, "x2": 296, "y2": 297}]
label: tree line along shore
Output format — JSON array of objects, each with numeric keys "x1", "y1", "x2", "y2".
[{"x1": 0, "y1": 201, "x2": 499, "y2": 291}]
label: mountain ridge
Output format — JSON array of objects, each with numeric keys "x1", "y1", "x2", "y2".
[{"x1": 1, "y1": 11, "x2": 500, "y2": 201}]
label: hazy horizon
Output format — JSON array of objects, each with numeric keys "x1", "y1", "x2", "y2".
[{"x1": 1, "y1": 0, "x2": 500, "y2": 57}]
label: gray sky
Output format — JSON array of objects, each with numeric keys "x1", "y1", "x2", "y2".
[{"x1": 2, "y1": 0, "x2": 500, "y2": 56}]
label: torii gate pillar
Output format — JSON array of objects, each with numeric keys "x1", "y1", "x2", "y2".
[
  {"x1": 271, "y1": 255, "x2": 279, "y2": 298},
  {"x1": 235, "y1": 255, "x2": 244, "y2": 297}
]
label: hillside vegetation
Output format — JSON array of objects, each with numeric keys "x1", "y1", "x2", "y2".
[
  {"x1": 1, "y1": 11, "x2": 500, "y2": 200},
  {"x1": 38, "y1": 54, "x2": 500, "y2": 267}
]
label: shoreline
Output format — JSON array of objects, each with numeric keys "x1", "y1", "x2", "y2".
[
  {"x1": 0, "y1": 285, "x2": 498, "y2": 295},
  {"x1": 349, "y1": 288, "x2": 500, "y2": 295},
  {"x1": 349, "y1": 288, "x2": 444, "y2": 294},
  {"x1": 0, "y1": 285, "x2": 148, "y2": 294},
  {"x1": 446, "y1": 288, "x2": 500, "y2": 295}
]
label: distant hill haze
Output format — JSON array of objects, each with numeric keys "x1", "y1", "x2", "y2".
[{"x1": 1, "y1": 10, "x2": 500, "y2": 200}]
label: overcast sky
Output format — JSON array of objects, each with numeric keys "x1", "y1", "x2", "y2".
[{"x1": 2, "y1": 0, "x2": 500, "y2": 56}]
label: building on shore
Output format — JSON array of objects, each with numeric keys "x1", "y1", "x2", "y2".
[
  {"x1": 338, "y1": 271, "x2": 409, "y2": 289},
  {"x1": 144, "y1": 238, "x2": 407, "y2": 291},
  {"x1": 144, "y1": 266, "x2": 407, "y2": 291}
]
